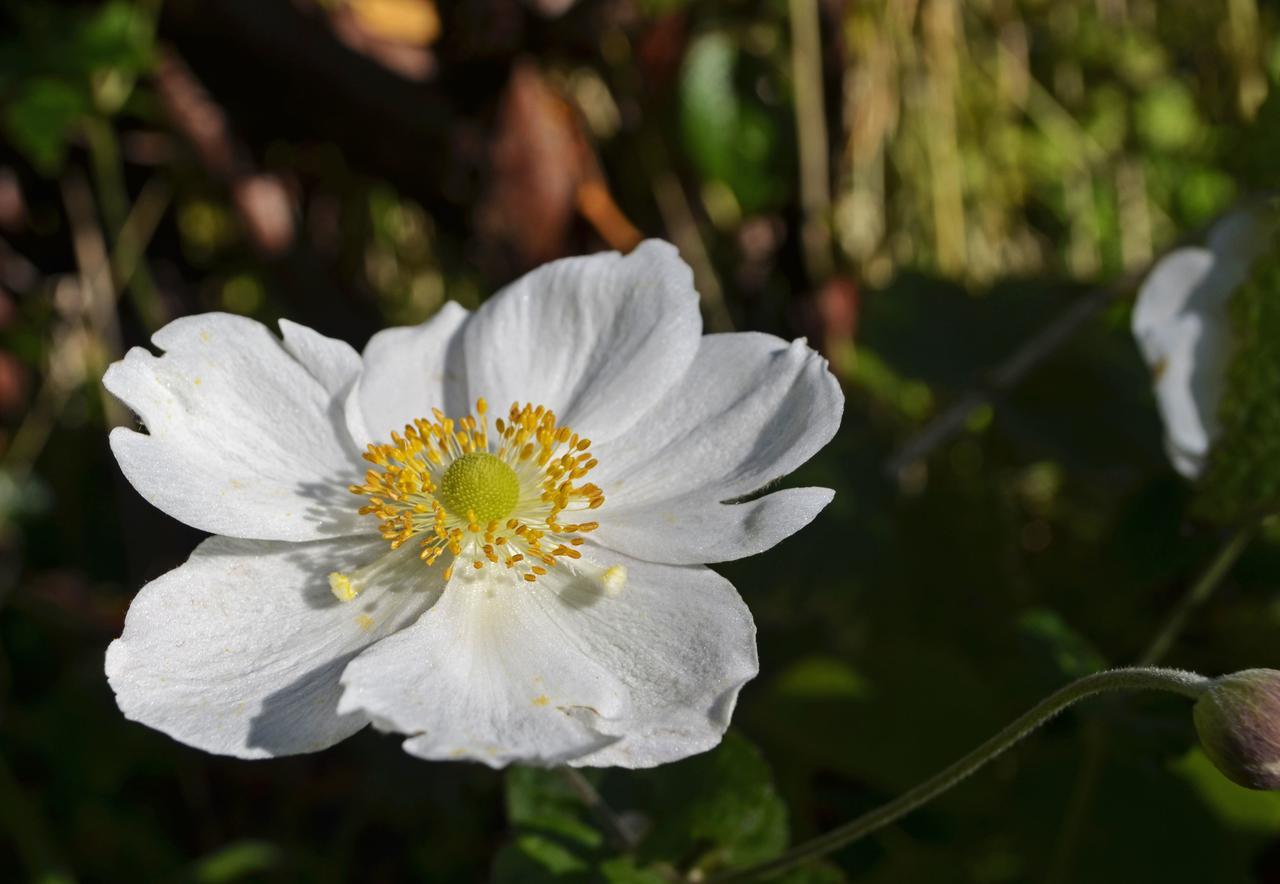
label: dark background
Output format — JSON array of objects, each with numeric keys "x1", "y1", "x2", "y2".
[{"x1": 4, "y1": 0, "x2": 1280, "y2": 881}]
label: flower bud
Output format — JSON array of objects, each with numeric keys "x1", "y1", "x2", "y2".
[{"x1": 1193, "y1": 669, "x2": 1280, "y2": 790}]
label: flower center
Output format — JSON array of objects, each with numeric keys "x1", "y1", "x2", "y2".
[
  {"x1": 437, "y1": 451, "x2": 520, "y2": 523},
  {"x1": 335, "y1": 398, "x2": 606, "y2": 596}
]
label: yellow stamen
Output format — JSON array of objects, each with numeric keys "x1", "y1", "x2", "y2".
[{"x1": 348, "y1": 397, "x2": 606, "y2": 586}]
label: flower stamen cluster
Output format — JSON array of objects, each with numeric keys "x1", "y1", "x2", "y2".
[{"x1": 342, "y1": 398, "x2": 604, "y2": 594}]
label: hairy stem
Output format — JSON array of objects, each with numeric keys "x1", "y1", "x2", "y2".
[{"x1": 707, "y1": 667, "x2": 1208, "y2": 883}]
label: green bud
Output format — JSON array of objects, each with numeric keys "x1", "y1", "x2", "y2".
[{"x1": 1193, "y1": 669, "x2": 1280, "y2": 790}]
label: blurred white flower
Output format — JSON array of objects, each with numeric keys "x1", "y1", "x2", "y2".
[
  {"x1": 1132, "y1": 203, "x2": 1274, "y2": 478},
  {"x1": 103, "y1": 241, "x2": 843, "y2": 768}
]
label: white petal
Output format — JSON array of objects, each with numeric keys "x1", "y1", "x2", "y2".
[
  {"x1": 592, "y1": 487, "x2": 834, "y2": 565},
  {"x1": 1205, "y1": 200, "x2": 1276, "y2": 273},
  {"x1": 1131, "y1": 247, "x2": 1215, "y2": 366},
  {"x1": 106, "y1": 536, "x2": 440, "y2": 758},
  {"x1": 105, "y1": 313, "x2": 367, "y2": 541},
  {"x1": 357, "y1": 301, "x2": 470, "y2": 442},
  {"x1": 279, "y1": 319, "x2": 362, "y2": 397},
  {"x1": 1150, "y1": 313, "x2": 1230, "y2": 479},
  {"x1": 1130, "y1": 202, "x2": 1274, "y2": 478},
  {"x1": 461, "y1": 241, "x2": 702, "y2": 444},
  {"x1": 589, "y1": 332, "x2": 842, "y2": 564},
  {"x1": 337, "y1": 546, "x2": 757, "y2": 769},
  {"x1": 1132, "y1": 204, "x2": 1273, "y2": 365}
]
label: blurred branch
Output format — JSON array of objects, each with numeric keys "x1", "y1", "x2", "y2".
[
  {"x1": 789, "y1": 0, "x2": 833, "y2": 284},
  {"x1": 650, "y1": 163, "x2": 733, "y2": 332},
  {"x1": 882, "y1": 189, "x2": 1274, "y2": 477},
  {"x1": 0, "y1": 238, "x2": 42, "y2": 295},
  {"x1": 883, "y1": 269, "x2": 1141, "y2": 478},
  {"x1": 61, "y1": 171, "x2": 129, "y2": 429},
  {"x1": 559, "y1": 767, "x2": 640, "y2": 853},
  {"x1": 83, "y1": 117, "x2": 168, "y2": 331},
  {"x1": 153, "y1": 47, "x2": 295, "y2": 257},
  {"x1": 1139, "y1": 521, "x2": 1261, "y2": 666}
]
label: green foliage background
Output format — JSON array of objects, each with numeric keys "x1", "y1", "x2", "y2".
[{"x1": 4, "y1": 0, "x2": 1280, "y2": 881}]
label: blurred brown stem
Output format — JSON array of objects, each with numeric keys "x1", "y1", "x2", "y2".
[
  {"x1": 789, "y1": 0, "x2": 833, "y2": 285},
  {"x1": 83, "y1": 116, "x2": 168, "y2": 331}
]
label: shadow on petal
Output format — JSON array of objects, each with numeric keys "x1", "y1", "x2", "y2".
[{"x1": 247, "y1": 655, "x2": 369, "y2": 755}]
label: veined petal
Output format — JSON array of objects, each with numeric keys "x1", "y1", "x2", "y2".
[
  {"x1": 591, "y1": 333, "x2": 842, "y2": 563},
  {"x1": 105, "y1": 313, "x2": 367, "y2": 541},
  {"x1": 106, "y1": 537, "x2": 441, "y2": 759},
  {"x1": 337, "y1": 546, "x2": 757, "y2": 769},
  {"x1": 357, "y1": 301, "x2": 470, "y2": 441},
  {"x1": 461, "y1": 241, "x2": 702, "y2": 444},
  {"x1": 279, "y1": 319, "x2": 362, "y2": 398}
]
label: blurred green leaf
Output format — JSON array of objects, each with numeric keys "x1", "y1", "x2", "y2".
[
  {"x1": 2, "y1": 78, "x2": 86, "y2": 175},
  {"x1": 631, "y1": 733, "x2": 788, "y2": 871},
  {"x1": 1173, "y1": 748, "x2": 1280, "y2": 833},
  {"x1": 772, "y1": 656, "x2": 872, "y2": 701},
  {"x1": 505, "y1": 767, "x2": 603, "y2": 849},
  {"x1": 1137, "y1": 81, "x2": 1203, "y2": 151},
  {"x1": 492, "y1": 833, "x2": 593, "y2": 883},
  {"x1": 188, "y1": 840, "x2": 283, "y2": 884},
  {"x1": 679, "y1": 32, "x2": 790, "y2": 216},
  {"x1": 1016, "y1": 609, "x2": 1107, "y2": 680},
  {"x1": 598, "y1": 856, "x2": 669, "y2": 884},
  {"x1": 0, "y1": 0, "x2": 154, "y2": 172}
]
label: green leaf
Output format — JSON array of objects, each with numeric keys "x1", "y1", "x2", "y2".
[{"x1": 505, "y1": 767, "x2": 603, "y2": 849}]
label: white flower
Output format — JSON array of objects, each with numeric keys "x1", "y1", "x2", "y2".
[
  {"x1": 103, "y1": 241, "x2": 843, "y2": 768},
  {"x1": 1132, "y1": 204, "x2": 1274, "y2": 478}
]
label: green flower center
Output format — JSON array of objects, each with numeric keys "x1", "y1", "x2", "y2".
[{"x1": 437, "y1": 451, "x2": 521, "y2": 524}]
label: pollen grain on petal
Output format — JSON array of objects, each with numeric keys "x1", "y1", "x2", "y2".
[{"x1": 329, "y1": 571, "x2": 359, "y2": 602}]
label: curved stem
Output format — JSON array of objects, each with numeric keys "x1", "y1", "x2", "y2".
[
  {"x1": 707, "y1": 667, "x2": 1208, "y2": 884},
  {"x1": 1043, "y1": 519, "x2": 1259, "y2": 882}
]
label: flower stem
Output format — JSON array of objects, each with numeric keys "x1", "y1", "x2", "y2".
[
  {"x1": 559, "y1": 767, "x2": 639, "y2": 852},
  {"x1": 1139, "y1": 521, "x2": 1260, "y2": 666},
  {"x1": 706, "y1": 667, "x2": 1209, "y2": 883}
]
